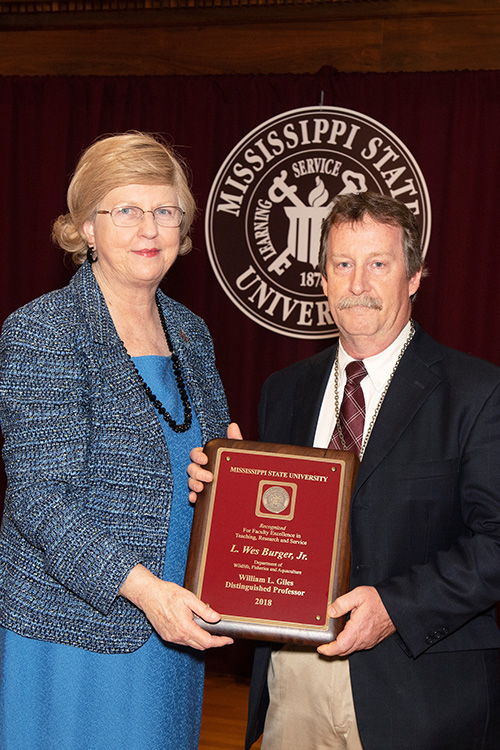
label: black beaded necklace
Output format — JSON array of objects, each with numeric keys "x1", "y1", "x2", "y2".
[{"x1": 129, "y1": 296, "x2": 192, "y2": 433}]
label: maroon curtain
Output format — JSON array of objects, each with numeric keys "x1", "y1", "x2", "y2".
[{"x1": 2, "y1": 68, "x2": 500, "y2": 507}]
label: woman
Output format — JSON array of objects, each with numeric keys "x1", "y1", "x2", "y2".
[{"x1": 0, "y1": 132, "x2": 233, "y2": 750}]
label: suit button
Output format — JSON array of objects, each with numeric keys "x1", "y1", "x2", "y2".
[
  {"x1": 433, "y1": 627, "x2": 449, "y2": 639},
  {"x1": 425, "y1": 636, "x2": 434, "y2": 645}
]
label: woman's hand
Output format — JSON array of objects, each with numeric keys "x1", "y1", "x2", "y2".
[
  {"x1": 120, "y1": 564, "x2": 233, "y2": 650},
  {"x1": 188, "y1": 422, "x2": 243, "y2": 503}
]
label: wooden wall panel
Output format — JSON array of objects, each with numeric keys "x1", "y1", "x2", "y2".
[
  {"x1": 0, "y1": 22, "x2": 383, "y2": 75},
  {"x1": 1, "y1": 1, "x2": 500, "y2": 75},
  {"x1": 383, "y1": 14, "x2": 500, "y2": 71}
]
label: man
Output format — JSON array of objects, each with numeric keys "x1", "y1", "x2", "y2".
[{"x1": 189, "y1": 192, "x2": 500, "y2": 749}]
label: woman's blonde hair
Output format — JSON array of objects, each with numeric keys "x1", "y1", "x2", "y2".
[{"x1": 52, "y1": 132, "x2": 196, "y2": 266}]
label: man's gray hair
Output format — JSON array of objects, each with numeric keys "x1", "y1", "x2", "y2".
[{"x1": 318, "y1": 191, "x2": 425, "y2": 281}]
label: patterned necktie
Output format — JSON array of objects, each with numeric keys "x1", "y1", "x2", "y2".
[{"x1": 329, "y1": 360, "x2": 367, "y2": 457}]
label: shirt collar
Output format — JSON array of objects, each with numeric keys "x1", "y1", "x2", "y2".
[{"x1": 338, "y1": 320, "x2": 413, "y2": 392}]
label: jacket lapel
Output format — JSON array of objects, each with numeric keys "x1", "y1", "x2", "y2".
[
  {"x1": 353, "y1": 325, "x2": 443, "y2": 495},
  {"x1": 155, "y1": 292, "x2": 213, "y2": 445},
  {"x1": 289, "y1": 345, "x2": 337, "y2": 447},
  {"x1": 71, "y1": 263, "x2": 167, "y2": 448}
]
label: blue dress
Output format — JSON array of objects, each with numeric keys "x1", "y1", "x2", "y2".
[{"x1": 0, "y1": 356, "x2": 204, "y2": 750}]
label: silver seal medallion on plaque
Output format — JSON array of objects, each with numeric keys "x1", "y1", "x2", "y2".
[{"x1": 262, "y1": 486, "x2": 291, "y2": 514}]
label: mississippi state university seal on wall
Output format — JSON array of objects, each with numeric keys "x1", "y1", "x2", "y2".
[{"x1": 205, "y1": 106, "x2": 431, "y2": 339}]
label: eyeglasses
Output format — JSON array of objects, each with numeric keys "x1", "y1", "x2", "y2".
[{"x1": 97, "y1": 205, "x2": 185, "y2": 228}]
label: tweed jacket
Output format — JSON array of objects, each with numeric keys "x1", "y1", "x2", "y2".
[{"x1": 0, "y1": 262, "x2": 229, "y2": 653}]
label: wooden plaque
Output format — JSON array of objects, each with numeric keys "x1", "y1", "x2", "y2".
[{"x1": 184, "y1": 439, "x2": 358, "y2": 645}]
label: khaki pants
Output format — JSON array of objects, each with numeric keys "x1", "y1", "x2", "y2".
[{"x1": 261, "y1": 645, "x2": 363, "y2": 750}]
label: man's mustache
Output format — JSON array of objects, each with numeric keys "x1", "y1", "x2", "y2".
[{"x1": 337, "y1": 296, "x2": 383, "y2": 310}]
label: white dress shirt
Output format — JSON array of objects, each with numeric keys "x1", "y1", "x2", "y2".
[{"x1": 313, "y1": 321, "x2": 413, "y2": 452}]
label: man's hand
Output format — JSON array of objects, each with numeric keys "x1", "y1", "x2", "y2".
[
  {"x1": 188, "y1": 422, "x2": 243, "y2": 503},
  {"x1": 317, "y1": 585, "x2": 395, "y2": 657}
]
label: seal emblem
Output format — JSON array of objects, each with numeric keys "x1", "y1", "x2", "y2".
[
  {"x1": 205, "y1": 106, "x2": 431, "y2": 339},
  {"x1": 262, "y1": 486, "x2": 291, "y2": 514}
]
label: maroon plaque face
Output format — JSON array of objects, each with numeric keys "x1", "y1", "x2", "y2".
[{"x1": 185, "y1": 439, "x2": 358, "y2": 644}]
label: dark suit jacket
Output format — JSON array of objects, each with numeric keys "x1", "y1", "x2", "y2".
[{"x1": 246, "y1": 324, "x2": 500, "y2": 750}]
